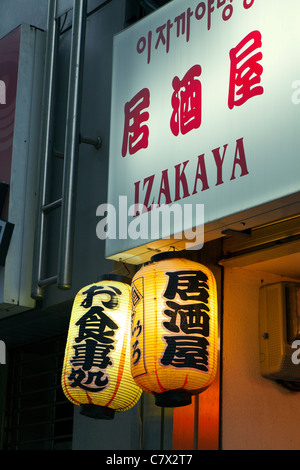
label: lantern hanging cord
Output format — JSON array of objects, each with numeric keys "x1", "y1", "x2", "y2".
[
  {"x1": 104, "y1": 261, "x2": 135, "y2": 278},
  {"x1": 122, "y1": 262, "x2": 130, "y2": 276}
]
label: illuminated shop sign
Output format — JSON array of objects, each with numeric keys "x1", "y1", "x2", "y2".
[{"x1": 106, "y1": 0, "x2": 300, "y2": 262}]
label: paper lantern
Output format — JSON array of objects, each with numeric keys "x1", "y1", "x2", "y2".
[
  {"x1": 131, "y1": 252, "x2": 218, "y2": 407},
  {"x1": 62, "y1": 274, "x2": 142, "y2": 419}
]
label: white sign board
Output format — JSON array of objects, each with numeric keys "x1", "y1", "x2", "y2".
[{"x1": 105, "y1": 0, "x2": 300, "y2": 263}]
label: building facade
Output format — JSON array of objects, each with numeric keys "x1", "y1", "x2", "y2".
[{"x1": 0, "y1": 0, "x2": 299, "y2": 451}]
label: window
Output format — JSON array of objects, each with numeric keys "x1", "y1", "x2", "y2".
[{"x1": 2, "y1": 335, "x2": 73, "y2": 450}]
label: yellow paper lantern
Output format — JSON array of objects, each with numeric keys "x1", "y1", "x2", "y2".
[
  {"x1": 62, "y1": 275, "x2": 142, "y2": 419},
  {"x1": 131, "y1": 252, "x2": 218, "y2": 407}
]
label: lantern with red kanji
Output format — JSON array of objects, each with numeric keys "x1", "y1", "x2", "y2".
[
  {"x1": 62, "y1": 275, "x2": 142, "y2": 419},
  {"x1": 131, "y1": 252, "x2": 218, "y2": 407}
]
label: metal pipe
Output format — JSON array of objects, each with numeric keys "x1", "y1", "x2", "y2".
[
  {"x1": 42, "y1": 198, "x2": 62, "y2": 214},
  {"x1": 57, "y1": 0, "x2": 87, "y2": 289},
  {"x1": 31, "y1": 0, "x2": 59, "y2": 300},
  {"x1": 53, "y1": 149, "x2": 64, "y2": 159},
  {"x1": 79, "y1": 134, "x2": 102, "y2": 149},
  {"x1": 38, "y1": 276, "x2": 58, "y2": 288}
]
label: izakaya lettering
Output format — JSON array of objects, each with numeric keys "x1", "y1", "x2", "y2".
[
  {"x1": 122, "y1": 88, "x2": 150, "y2": 157},
  {"x1": 160, "y1": 270, "x2": 210, "y2": 371},
  {"x1": 170, "y1": 65, "x2": 202, "y2": 137},
  {"x1": 161, "y1": 335, "x2": 209, "y2": 370},
  {"x1": 163, "y1": 302, "x2": 210, "y2": 336},
  {"x1": 228, "y1": 30, "x2": 264, "y2": 109},
  {"x1": 175, "y1": 7, "x2": 193, "y2": 42},
  {"x1": 123, "y1": 31, "x2": 263, "y2": 158},
  {"x1": 164, "y1": 270, "x2": 210, "y2": 302},
  {"x1": 136, "y1": 0, "x2": 256, "y2": 64},
  {"x1": 68, "y1": 285, "x2": 121, "y2": 392},
  {"x1": 134, "y1": 138, "x2": 249, "y2": 215},
  {"x1": 155, "y1": 19, "x2": 173, "y2": 54},
  {"x1": 142, "y1": 175, "x2": 155, "y2": 211}
]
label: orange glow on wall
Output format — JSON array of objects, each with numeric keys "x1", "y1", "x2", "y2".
[
  {"x1": 173, "y1": 370, "x2": 220, "y2": 450},
  {"x1": 131, "y1": 252, "x2": 218, "y2": 408},
  {"x1": 62, "y1": 275, "x2": 142, "y2": 419}
]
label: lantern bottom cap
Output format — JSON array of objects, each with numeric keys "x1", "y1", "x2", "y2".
[
  {"x1": 80, "y1": 404, "x2": 115, "y2": 420},
  {"x1": 154, "y1": 390, "x2": 192, "y2": 408}
]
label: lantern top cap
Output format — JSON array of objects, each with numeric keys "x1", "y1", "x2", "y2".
[
  {"x1": 97, "y1": 273, "x2": 131, "y2": 285},
  {"x1": 150, "y1": 251, "x2": 188, "y2": 263}
]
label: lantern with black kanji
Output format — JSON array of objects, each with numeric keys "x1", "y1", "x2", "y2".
[
  {"x1": 62, "y1": 275, "x2": 142, "y2": 419},
  {"x1": 131, "y1": 252, "x2": 218, "y2": 407}
]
